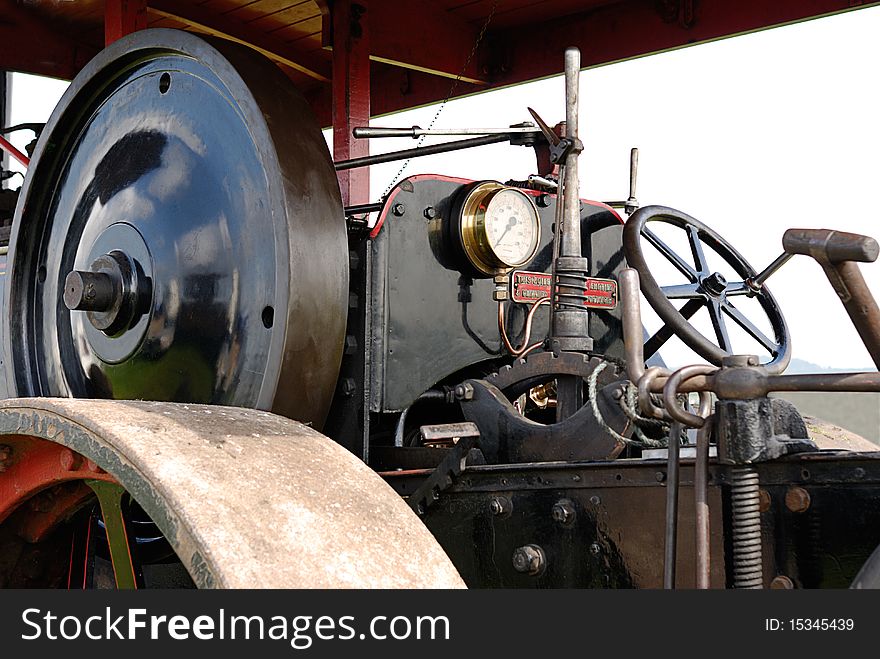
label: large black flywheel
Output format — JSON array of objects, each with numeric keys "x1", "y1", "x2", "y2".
[{"x1": 2, "y1": 30, "x2": 348, "y2": 428}]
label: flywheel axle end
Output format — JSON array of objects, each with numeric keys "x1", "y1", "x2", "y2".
[{"x1": 63, "y1": 270, "x2": 117, "y2": 313}]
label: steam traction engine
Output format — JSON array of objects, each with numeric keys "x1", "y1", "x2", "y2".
[{"x1": 1, "y1": 14, "x2": 880, "y2": 589}]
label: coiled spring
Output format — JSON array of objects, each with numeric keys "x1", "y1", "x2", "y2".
[
  {"x1": 729, "y1": 466, "x2": 763, "y2": 588},
  {"x1": 554, "y1": 270, "x2": 588, "y2": 310}
]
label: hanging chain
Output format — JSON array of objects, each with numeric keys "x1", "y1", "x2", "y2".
[{"x1": 381, "y1": 0, "x2": 500, "y2": 197}]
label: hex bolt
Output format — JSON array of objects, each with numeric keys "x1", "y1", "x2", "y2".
[
  {"x1": 655, "y1": 471, "x2": 666, "y2": 483},
  {"x1": 344, "y1": 335, "x2": 358, "y2": 355},
  {"x1": 770, "y1": 575, "x2": 795, "y2": 589},
  {"x1": 0, "y1": 444, "x2": 12, "y2": 473},
  {"x1": 512, "y1": 544, "x2": 546, "y2": 576},
  {"x1": 392, "y1": 203, "x2": 406, "y2": 216},
  {"x1": 536, "y1": 194, "x2": 551, "y2": 208},
  {"x1": 589, "y1": 495, "x2": 601, "y2": 506},
  {"x1": 454, "y1": 382, "x2": 474, "y2": 401},
  {"x1": 423, "y1": 206, "x2": 437, "y2": 219},
  {"x1": 701, "y1": 271, "x2": 728, "y2": 296},
  {"x1": 489, "y1": 496, "x2": 511, "y2": 516},
  {"x1": 63, "y1": 270, "x2": 117, "y2": 312},
  {"x1": 59, "y1": 448, "x2": 83, "y2": 472},
  {"x1": 785, "y1": 486, "x2": 811, "y2": 513},
  {"x1": 589, "y1": 543, "x2": 601, "y2": 555},
  {"x1": 551, "y1": 499, "x2": 576, "y2": 526}
]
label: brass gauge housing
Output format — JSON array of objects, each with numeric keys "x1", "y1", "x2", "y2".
[{"x1": 458, "y1": 182, "x2": 542, "y2": 276}]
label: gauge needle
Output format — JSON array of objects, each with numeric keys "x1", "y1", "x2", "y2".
[{"x1": 495, "y1": 217, "x2": 517, "y2": 244}]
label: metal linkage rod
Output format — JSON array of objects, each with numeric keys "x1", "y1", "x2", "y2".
[
  {"x1": 619, "y1": 268, "x2": 645, "y2": 382},
  {"x1": 664, "y1": 421, "x2": 683, "y2": 590},
  {"x1": 353, "y1": 125, "x2": 540, "y2": 138},
  {"x1": 559, "y1": 47, "x2": 582, "y2": 261},
  {"x1": 334, "y1": 134, "x2": 509, "y2": 170},
  {"x1": 548, "y1": 47, "x2": 591, "y2": 355}
]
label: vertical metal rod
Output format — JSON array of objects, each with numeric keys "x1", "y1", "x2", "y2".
[
  {"x1": 548, "y1": 169, "x2": 565, "y2": 338},
  {"x1": 560, "y1": 47, "x2": 581, "y2": 259},
  {"x1": 694, "y1": 393, "x2": 714, "y2": 590},
  {"x1": 619, "y1": 268, "x2": 645, "y2": 382},
  {"x1": 629, "y1": 147, "x2": 639, "y2": 201},
  {"x1": 664, "y1": 421, "x2": 683, "y2": 589}
]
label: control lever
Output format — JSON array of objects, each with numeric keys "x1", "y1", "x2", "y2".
[
  {"x1": 782, "y1": 228, "x2": 880, "y2": 369},
  {"x1": 604, "y1": 147, "x2": 640, "y2": 215},
  {"x1": 626, "y1": 147, "x2": 639, "y2": 216}
]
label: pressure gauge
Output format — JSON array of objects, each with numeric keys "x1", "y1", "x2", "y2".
[{"x1": 458, "y1": 182, "x2": 541, "y2": 276}]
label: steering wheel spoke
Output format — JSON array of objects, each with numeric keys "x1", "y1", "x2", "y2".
[
  {"x1": 643, "y1": 298, "x2": 704, "y2": 358},
  {"x1": 707, "y1": 300, "x2": 732, "y2": 352},
  {"x1": 721, "y1": 300, "x2": 778, "y2": 354},
  {"x1": 686, "y1": 225, "x2": 710, "y2": 275},
  {"x1": 723, "y1": 281, "x2": 753, "y2": 297},
  {"x1": 661, "y1": 283, "x2": 704, "y2": 299},
  {"x1": 642, "y1": 227, "x2": 699, "y2": 282},
  {"x1": 624, "y1": 205, "x2": 790, "y2": 373}
]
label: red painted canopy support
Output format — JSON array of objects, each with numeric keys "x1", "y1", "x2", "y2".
[
  {"x1": 105, "y1": 0, "x2": 148, "y2": 46},
  {"x1": 331, "y1": 0, "x2": 370, "y2": 207},
  {"x1": 0, "y1": 134, "x2": 29, "y2": 168}
]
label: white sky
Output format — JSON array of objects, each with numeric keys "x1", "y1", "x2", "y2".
[{"x1": 7, "y1": 6, "x2": 880, "y2": 370}]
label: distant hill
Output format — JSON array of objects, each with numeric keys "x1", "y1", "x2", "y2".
[
  {"x1": 774, "y1": 358, "x2": 879, "y2": 443},
  {"x1": 784, "y1": 357, "x2": 875, "y2": 374}
]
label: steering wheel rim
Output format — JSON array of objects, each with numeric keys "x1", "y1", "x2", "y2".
[{"x1": 623, "y1": 205, "x2": 790, "y2": 374}]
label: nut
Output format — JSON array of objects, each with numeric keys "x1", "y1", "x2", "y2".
[
  {"x1": 454, "y1": 382, "x2": 474, "y2": 401},
  {"x1": 785, "y1": 486, "x2": 811, "y2": 513},
  {"x1": 489, "y1": 496, "x2": 512, "y2": 516},
  {"x1": 770, "y1": 575, "x2": 795, "y2": 590},
  {"x1": 512, "y1": 544, "x2": 546, "y2": 576},
  {"x1": 551, "y1": 500, "x2": 576, "y2": 526},
  {"x1": 59, "y1": 448, "x2": 83, "y2": 472},
  {"x1": 392, "y1": 203, "x2": 406, "y2": 216}
]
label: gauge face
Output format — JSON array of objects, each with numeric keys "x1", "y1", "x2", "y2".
[
  {"x1": 458, "y1": 182, "x2": 541, "y2": 276},
  {"x1": 483, "y1": 189, "x2": 540, "y2": 267}
]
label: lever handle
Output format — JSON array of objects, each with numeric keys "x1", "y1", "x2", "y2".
[
  {"x1": 783, "y1": 228, "x2": 879, "y2": 264},
  {"x1": 783, "y1": 228, "x2": 880, "y2": 369}
]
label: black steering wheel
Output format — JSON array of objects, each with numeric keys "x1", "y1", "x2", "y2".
[{"x1": 623, "y1": 205, "x2": 790, "y2": 374}]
